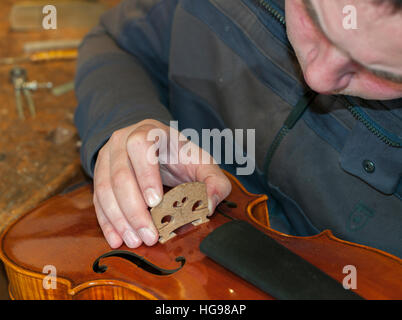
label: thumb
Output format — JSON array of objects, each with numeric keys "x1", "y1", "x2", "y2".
[{"x1": 195, "y1": 165, "x2": 232, "y2": 216}]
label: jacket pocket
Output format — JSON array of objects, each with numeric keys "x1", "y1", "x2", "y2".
[{"x1": 340, "y1": 120, "x2": 402, "y2": 195}]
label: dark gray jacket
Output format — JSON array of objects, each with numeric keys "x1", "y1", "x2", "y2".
[{"x1": 74, "y1": 0, "x2": 402, "y2": 257}]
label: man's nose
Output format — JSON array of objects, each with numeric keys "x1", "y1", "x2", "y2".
[{"x1": 303, "y1": 45, "x2": 358, "y2": 94}]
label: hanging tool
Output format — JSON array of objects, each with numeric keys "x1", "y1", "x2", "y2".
[{"x1": 9, "y1": 66, "x2": 53, "y2": 119}]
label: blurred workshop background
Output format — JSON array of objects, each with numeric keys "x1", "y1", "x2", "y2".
[{"x1": 0, "y1": 0, "x2": 121, "y2": 299}]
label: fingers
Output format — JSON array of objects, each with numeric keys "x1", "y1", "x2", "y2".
[
  {"x1": 126, "y1": 124, "x2": 164, "y2": 208},
  {"x1": 94, "y1": 142, "x2": 143, "y2": 248},
  {"x1": 93, "y1": 193, "x2": 122, "y2": 248},
  {"x1": 194, "y1": 161, "x2": 232, "y2": 216},
  {"x1": 109, "y1": 128, "x2": 159, "y2": 246},
  {"x1": 92, "y1": 119, "x2": 232, "y2": 250}
]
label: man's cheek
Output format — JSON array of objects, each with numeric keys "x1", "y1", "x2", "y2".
[
  {"x1": 287, "y1": 0, "x2": 320, "y2": 40},
  {"x1": 287, "y1": 6, "x2": 323, "y2": 65},
  {"x1": 361, "y1": 71, "x2": 402, "y2": 96}
]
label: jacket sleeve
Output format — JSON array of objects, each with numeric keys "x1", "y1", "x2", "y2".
[{"x1": 74, "y1": 0, "x2": 178, "y2": 177}]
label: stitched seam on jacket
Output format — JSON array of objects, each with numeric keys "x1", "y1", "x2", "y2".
[
  {"x1": 211, "y1": 0, "x2": 301, "y2": 84},
  {"x1": 178, "y1": 1, "x2": 303, "y2": 107}
]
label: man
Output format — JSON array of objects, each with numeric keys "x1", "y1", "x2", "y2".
[{"x1": 74, "y1": 0, "x2": 402, "y2": 258}]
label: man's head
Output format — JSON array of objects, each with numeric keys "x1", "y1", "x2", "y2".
[{"x1": 285, "y1": 0, "x2": 402, "y2": 100}]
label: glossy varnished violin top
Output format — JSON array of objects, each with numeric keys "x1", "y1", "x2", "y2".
[{"x1": 0, "y1": 171, "x2": 401, "y2": 300}]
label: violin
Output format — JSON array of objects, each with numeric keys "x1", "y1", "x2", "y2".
[{"x1": 0, "y1": 171, "x2": 401, "y2": 300}]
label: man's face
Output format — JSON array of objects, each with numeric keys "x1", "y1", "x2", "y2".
[{"x1": 286, "y1": 0, "x2": 402, "y2": 100}]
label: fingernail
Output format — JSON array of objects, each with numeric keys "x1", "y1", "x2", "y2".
[
  {"x1": 208, "y1": 195, "x2": 220, "y2": 216},
  {"x1": 144, "y1": 188, "x2": 162, "y2": 207},
  {"x1": 208, "y1": 198, "x2": 213, "y2": 215},
  {"x1": 107, "y1": 232, "x2": 122, "y2": 248},
  {"x1": 122, "y1": 230, "x2": 141, "y2": 248},
  {"x1": 138, "y1": 227, "x2": 157, "y2": 246}
]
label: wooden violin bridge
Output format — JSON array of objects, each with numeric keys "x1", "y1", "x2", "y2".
[{"x1": 150, "y1": 182, "x2": 210, "y2": 244}]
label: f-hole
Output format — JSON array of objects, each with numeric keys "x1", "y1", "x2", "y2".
[{"x1": 93, "y1": 250, "x2": 185, "y2": 276}]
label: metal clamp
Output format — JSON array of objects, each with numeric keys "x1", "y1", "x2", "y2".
[{"x1": 9, "y1": 66, "x2": 53, "y2": 119}]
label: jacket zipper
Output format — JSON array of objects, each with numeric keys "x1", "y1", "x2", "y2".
[
  {"x1": 253, "y1": 0, "x2": 286, "y2": 25},
  {"x1": 256, "y1": 0, "x2": 401, "y2": 177},
  {"x1": 263, "y1": 91, "x2": 317, "y2": 176},
  {"x1": 254, "y1": 0, "x2": 317, "y2": 176},
  {"x1": 347, "y1": 105, "x2": 402, "y2": 147},
  {"x1": 258, "y1": 0, "x2": 401, "y2": 149}
]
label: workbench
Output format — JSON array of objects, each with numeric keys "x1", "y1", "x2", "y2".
[{"x1": 0, "y1": 0, "x2": 120, "y2": 299}]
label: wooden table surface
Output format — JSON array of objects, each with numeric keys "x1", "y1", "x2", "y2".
[
  {"x1": 0, "y1": 0, "x2": 120, "y2": 299},
  {"x1": 0, "y1": 0, "x2": 121, "y2": 233}
]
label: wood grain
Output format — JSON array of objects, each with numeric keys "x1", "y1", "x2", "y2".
[
  {"x1": 0, "y1": 171, "x2": 401, "y2": 300},
  {"x1": 0, "y1": 0, "x2": 121, "y2": 300},
  {"x1": 0, "y1": 0, "x2": 120, "y2": 233}
]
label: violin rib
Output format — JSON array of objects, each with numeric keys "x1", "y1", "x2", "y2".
[{"x1": 0, "y1": 171, "x2": 401, "y2": 300}]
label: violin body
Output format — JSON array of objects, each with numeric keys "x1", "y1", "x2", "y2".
[{"x1": 0, "y1": 172, "x2": 401, "y2": 300}]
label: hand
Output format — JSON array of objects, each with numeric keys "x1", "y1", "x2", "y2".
[{"x1": 93, "y1": 119, "x2": 232, "y2": 248}]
